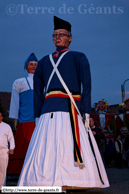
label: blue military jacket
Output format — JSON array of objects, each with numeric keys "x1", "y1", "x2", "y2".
[{"x1": 34, "y1": 46, "x2": 91, "y2": 118}]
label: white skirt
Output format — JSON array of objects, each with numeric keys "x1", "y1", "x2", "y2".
[{"x1": 18, "y1": 112, "x2": 109, "y2": 188}]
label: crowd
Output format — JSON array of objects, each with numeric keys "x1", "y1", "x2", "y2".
[{"x1": 92, "y1": 122, "x2": 129, "y2": 168}]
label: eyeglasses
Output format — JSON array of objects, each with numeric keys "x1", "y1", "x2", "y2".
[
  {"x1": 27, "y1": 62, "x2": 38, "y2": 67},
  {"x1": 52, "y1": 33, "x2": 69, "y2": 39}
]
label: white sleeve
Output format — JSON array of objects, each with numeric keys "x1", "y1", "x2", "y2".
[
  {"x1": 8, "y1": 126, "x2": 15, "y2": 150},
  {"x1": 9, "y1": 81, "x2": 20, "y2": 119}
]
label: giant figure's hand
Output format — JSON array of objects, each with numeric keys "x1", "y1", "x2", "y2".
[
  {"x1": 85, "y1": 113, "x2": 90, "y2": 132},
  {"x1": 9, "y1": 150, "x2": 14, "y2": 155}
]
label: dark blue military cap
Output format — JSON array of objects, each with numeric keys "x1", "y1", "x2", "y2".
[
  {"x1": 54, "y1": 16, "x2": 71, "y2": 32},
  {"x1": 24, "y1": 53, "x2": 38, "y2": 69}
]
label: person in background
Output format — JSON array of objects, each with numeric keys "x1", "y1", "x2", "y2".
[
  {"x1": 104, "y1": 137, "x2": 115, "y2": 166},
  {"x1": 120, "y1": 127, "x2": 129, "y2": 166},
  {"x1": 7, "y1": 53, "x2": 38, "y2": 175},
  {"x1": 115, "y1": 134, "x2": 123, "y2": 169},
  {"x1": 0, "y1": 112, "x2": 15, "y2": 190},
  {"x1": 90, "y1": 117, "x2": 106, "y2": 165}
]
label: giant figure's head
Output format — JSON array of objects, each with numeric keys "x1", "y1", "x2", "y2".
[
  {"x1": 24, "y1": 53, "x2": 38, "y2": 74},
  {"x1": 52, "y1": 16, "x2": 72, "y2": 48}
]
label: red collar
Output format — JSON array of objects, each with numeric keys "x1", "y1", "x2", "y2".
[{"x1": 53, "y1": 48, "x2": 70, "y2": 58}]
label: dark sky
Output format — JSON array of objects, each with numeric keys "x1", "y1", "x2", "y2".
[{"x1": 0, "y1": 0, "x2": 129, "y2": 107}]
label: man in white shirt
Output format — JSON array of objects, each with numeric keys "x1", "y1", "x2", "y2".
[{"x1": 0, "y1": 112, "x2": 15, "y2": 190}]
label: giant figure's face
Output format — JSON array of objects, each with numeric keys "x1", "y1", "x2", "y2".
[
  {"x1": 26, "y1": 61, "x2": 38, "y2": 74},
  {"x1": 53, "y1": 29, "x2": 72, "y2": 47},
  {"x1": 98, "y1": 102, "x2": 105, "y2": 111}
]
